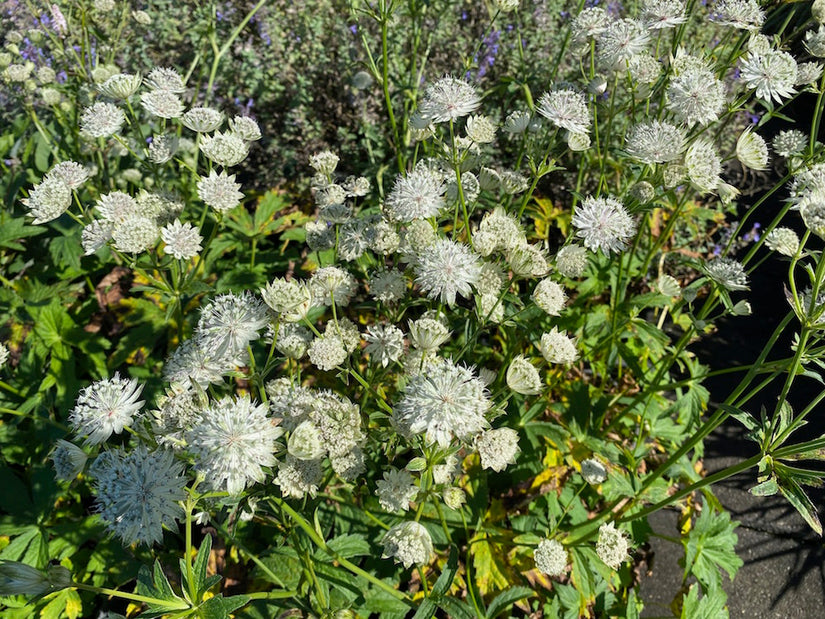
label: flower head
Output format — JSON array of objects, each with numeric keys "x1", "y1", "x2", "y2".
[
  {"x1": 572, "y1": 196, "x2": 636, "y2": 254},
  {"x1": 197, "y1": 170, "x2": 243, "y2": 212},
  {"x1": 70, "y1": 373, "x2": 144, "y2": 445},
  {"x1": 140, "y1": 90, "x2": 184, "y2": 118},
  {"x1": 534, "y1": 539, "x2": 568, "y2": 576},
  {"x1": 21, "y1": 176, "x2": 72, "y2": 224},
  {"x1": 376, "y1": 468, "x2": 419, "y2": 512},
  {"x1": 536, "y1": 88, "x2": 591, "y2": 134},
  {"x1": 385, "y1": 166, "x2": 446, "y2": 222},
  {"x1": 414, "y1": 239, "x2": 482, "y2": 305},
  {"x1": 597, "y1": 522, "x2": 630, "y2": 569},
  {"x1": 417, "y1": 76, "x2": 481, "y2": 124},
  {"x1": 705, "y1": 257, "x2": 749, "y2": 290},
  {"x1": 739, "y1": 50, "x2": 797, "y2": 103},
  {"x1": 196, "y1": 292, "x2": 269, "y2": 358},
  {"x1": 539, "y1": 328, "x2": 578, "y2": 364},
  {"x1": 506, "y1": 356, "x2": 543, "y2": 395},
  {"x1": 382, "y1": 521, "x2": 434, "y2": 568},
  {"x1": 476, "y1": 427, "x2": 521, "y2": 471},
  {"x1": 161, "y1": 219, "x2": 202, "y2": 260},
  {"x1": 81, "y1": 101, "x2": 125, "y2": 138},
  {"x1": 667, "y1": 68, "x2": 725, "y2": 126},
  {"x1": 200, "y1": 131, "x2": 249, "y2": 167},
  {"x1": 625, "y1": 121, "x2": 685, "y2": 164}
]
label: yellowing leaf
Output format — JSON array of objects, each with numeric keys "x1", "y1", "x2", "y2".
[
  {"x1": 65, "y1": 589, "x2": 82, "y2": 619},
  {"x1": 470, "y1": 534, "x2": 513, "y2": 595}
]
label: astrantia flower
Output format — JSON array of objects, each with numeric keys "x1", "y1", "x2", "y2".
[
  {"x1": 667, "y1": 68, "x2": 725, "y2": 126},
  {"x1": 162, "y1": 339, "x2": 228, "y2": 387},
  {"x1": 536, "y1": 88, "x2": 591, "y2": 134},
  {"x1": 801, "y1": 201, "x2": 825, "y2": 237},
  {"x1": 571, "y1": 7, "x2": 608, "y2": 43},
  {"x1": 48, "y1": 161, "x2": 90, "y2": 190},
  {"x1": 97, "y1": 191, "x2": 137, "y2": 224},
  {"x1": 81, "y1": 101, "x2": 125, "y2": 138},
  {"x1": 307, "y1": 335, "x2": 348, "y2": 371},
  {"x1": 186, "y1": 395, "x2": 282, "y2": 495},
  {"x1": 140, "y1": 90, "x2": 184, "y2": 118},
  {"x1": 273, "y1": 322, "x2": 312, "y2": 359},
  {"x1": 70, "y1": 373, "x2": 144, "y2": 445},
  {"x1": 474, "y1": 208, "x2": 523, "y2": 256},
  {"x1": 144, "y1": 67, "x2": 186, "y2": 92},
  {"x1": 657, "y1": 274, "x2": 682, "y2": 297},
  {"x1": 51, "y1": 439, "x2": 88, "y2": 481},
  {"x1": 309, "y1": 150, "x2": 339, "y2": 176},
  {"x1": 765, "y1": 227, "x2": 799, "y2": 256},
  {"x1": 805, "y1": 26, "x2": 825, "y2": 57},
  {"x1": 582, "y1": 458, "x2": 608, "y2": 483},
  {"x1": 476, "y1": 427, "x2": 520, "y2": 471},
  {"x1": 229, "y1": 115, "x2": 261, "y2": 141},
  {"x1": 161, "y1": 219, "x2": 202, "y2": 260},
  {"x1": 534, "y1": 539, "x2": 568, "y2": 576},
  {"x1": 736, "y1": 128, "x2": 769, "y2": 170},
  {"x1": 309, "y1": 266, "x2": 358, "y2": 307},
  {"x1": 711, "y1": 0, "x2": 764, "y2": 30},
  {"x1": 417, "y1": 76, "x2": 481, "y2": 124},
  {"x1": 739, "y1": 50, "x2": 797, "y2": 103},
  {"x1": 532, "y1": 278, "x2": 567, "y2": 315},
  {"x1": 200, "y1": 131, "x2": 249, "y2": 167},
  {"x1": 539, "y1": 328, "x2": 578, "y2": 364},
  {"x1": 113, "y1": 215, "x2": 159, "y2": 253},
  {"x1": 641, "y1": 0, "x2": 686, "y2": 29},
  {"x1": 597, "y1": 19, "x2": 651, "y2": 70},
  {"x1": 21, "y1": 176, "x2": 71, "y2": 224},
  {"x1": 506, "y1": 356, "x2": 543, "y2": 395},
  {"x1": 365, "y1": 324, "x2": 405, "y2": 367},
  {"x1": 148, "y1": 134, "x2": 178, "y2": 164},
  {"x1": 414, "y1": 239, "x2": 482, "y2": 305},
  {"x1": 275, "y1": 454, "x2": 323, "y2": 498},
  {"x1": 376, "y1": 468, "x2": 418, "y2": 512},
  {"x1": 409, "y1": 317, "x2": 450, "y2": 352},
  {"x1": 98, "y1": 73, "x2": 142, "y2": 99},
  {"x1": 197, "y1": 170, "x2": 243, "y2": 212},
  {"x1": 197, "y1": 292, "x2": 269, "y2": 358},
  {"x1": 382, "y1": 521, "x2": 434, "y2": 568},
  {"x1": 572, "y1": 196, "x2": 636, "y2": 254},
  {"x1": 385, "y1": 166, "x2": 445, "y2": 222},
  {"x1": 465, "y1": 115, "x2": 497, "y2": 143},
  {"x1": 82, "y1": 220, "x2": 113, "y2": 255},
  {"x1": 685, "y1": 138, "x2": 722, "y2": 192},
  {"x1": 797, "y1": 62, "x2": 824, "y2": 86},
  {"x1": 91, "y1": 446, "x2": 187, "y2": 545},
  {"x1": 394, "y1": 358, "x2": 490, "y2": 447},
  {"x1": 773, "y1": 129, "x2": 807, "y2": 158},
  {"x1": 705, "y1": 257, "x2": 749, "y2": 290},
  {"x1": 287, "y1": 420, "x2": 325, "y2": 460},
  {"x1": 261, "y1": 278, "x2": 312, "y2": 318},
  {"x1": 625, "y1": 121, "x2": 685, "y2": 164},
  {"x1": 597, "y1": 523, "x2": 630, "y2": 569},
  {"x1": 556, "y1": 244, "x2": 589, "y2": 278},
  {"x1": 0, "y1": 342, "x2": 9, "y2": 368},
  {"x1": 503, "y1": 110, "x2": 531, "y2": 133},
  {"x1": 369, "y1": 269, "x2": 407, "y2": 304},
  {"x1": 182, "y1": 106, "x2": 224, "y2": 132}
]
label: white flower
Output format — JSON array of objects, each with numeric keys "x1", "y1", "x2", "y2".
[
  {"x1": 182, "y1": 106, "x2": 224, "y2": 132},
  {"x1": 417, "y1": 76, "x2": 481, "y2": 124},
  {"x1": 534, "y1": 539, "x2": 568, "y2": 576},
  {"x1": 309, "y1": 266, "x2": 358, "y2": 307},
  {"x1": 187, "y1": 395, "x2": 282, "y2": 495},
  {"x1": 711, "y1": 0, "x2": 764, "y2": 30},
  {"x1": 200, "y1": 131, "x2": 249, "y2": 167},
  {"x1": 148, "y1": 134, "x2": 178, "y2": 164},
  {"x1": 536, "y1": 88, "x2": 591, "y2": 134},
  {"x1": 308, "y1": 335, "x2": 348, "y2": 371},
  {"x1": 739, "y1": 50, "x2": 798, "y2": 103},
  {"x1": 197, "y1": 170, "x2": 244, "y2": 212},
  {"x1": 369, "y1": 269, "x2": 407, "y2": 304},
  {"x1": 532, "y1": 279, "x2": 566, "y2": 315},
  {"x1": 48, "y1": 161, "x2": 90, "y2": 190},
  {"x1": 70, "y1": 373, "x2": 144, "y2": 445},
  {"x1": 275, "y1": 455, "x2": 323, "y2": 498},
  {"x1": 385, "y1": 166, "x2": 446, "y2": 222},
  {"x1": 365, "y1": 324, "x2": 405, "y2": 367},
  {"x1": 597, "y1": 19, "x2": 651, "y2": 69},
  {"x1": 572, "y1": 196, "x2": 636, "y2": 254},
  {"x1": 625, "y1": 121, "x2": 685, "y2": 164},
  {"x1": 666, "y1": 68, "x2": 725, "y2": 126},
  {"x1": 581, "y1": 458, "x2": 608, "y2": 483},
  {"x1": 98, "y1": 73, "x2": 142, "y2": 99},
  {"x1": 163, "y1": 339, "x2": 230, "y2": 387},
  {"x1": 408, "y1": 317, "x2": 450, "y2": 352},
  {"x1": 685, "y1": 138, "x2": 722, "y2": 192},
  {"x1": 556, "y1": 245, "x2": 589, "y2": 278},
  {"x1": 773, "y1": 129, "x2": 808, "y2": 157},
  {"x1": 21, "y1": 176, "x2": 71, "y2": 224},
  {"x1": 229, "y1": 115, "x2": 261, "y2": 141},
  {"x1": 597, "y1": 523, "x2": 630, "y2": 569},
  {"x1": 705, "y1": 257, "x2": 749, "y2": 290},
  {"x1": 376, "y1": 468, "x2": 418, "y2": 512},
  {"x1": 144, "y1": 67, "x2": 186, "y2": 92},
  {"x1": 736, "y1": 128, "x2": 769, "y2": 170},
  {"x1": 161, "y1": 219, "x2": 202, "y2": 260},
  {"x1": 539, "y1": 328, "x2": 578, "y2": 364},
  {"x1": 641, "y1": 0, "x2": 687, "y2": 29},
  {"x1": 506, "y1": 356, "x2": 543, "y2": 395},
  {"x1": 196, "y1": 292, "x2": 269, "y2": 358},
  {"x1": 765, "y1": 227, "x2": 799, "y2": 256},
  {"x1": 476, "y1": 427, "x2": 520, "y2": 471},
  {"x1": 80, "y1": 101, "x2": 125, "y2": 138},
  {"x1": 51, "y1": 439, "x2": 88, "y2": 481},
  {"x1": 90, "y1": 446, "x2": 187, "y2": 545},
  {"x1": 382, "y1": 521, "x2": 434, "y2": 567},
  {"x1": 414, "y1": 239, "x2": 481, "y2": 305},
  {"x1": 309, "y1": 150, "x2": 339, "y2": 175},
  {"x1": 0, "y1": 342, "x2": 8, "y2": 369},
  {"x1": 465, "y1": 115, "x2": 497, "y2": 143},
  {"x1": 287, "y1": 420, "x2": 325, "y2": 460},
  {"x1": 261, "y1": 278, "x2": 312, "y2": 318},
  {"x1": 140, "y1": 90, "x2": 184, "y2": 118},
  {"x1": 393, "y1": 358, "x2": 490, "y2": 447},
  {"x1": 82, "y1": 220, "x2": 114, "y2": 255}
]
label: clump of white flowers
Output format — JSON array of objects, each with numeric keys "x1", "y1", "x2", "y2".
[
  {"x1": 597, "y1": 523, "x2": 630, "y2": 569},
  {"x1": 382, "y1": 521, "x2": 434, "y2": 568},
  {"x1": 476, "y1": 427, "x2": 520, "y2": 471},
  {"x1": 534, "y1": 539, "x2": 568, "y2": 576}
]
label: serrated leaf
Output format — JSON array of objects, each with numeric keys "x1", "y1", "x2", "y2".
[
  {"x1": 0, "y1": 217, "x2": 46, "y2": 250},
  {"x1": 430, "y1": 545, "x2": 459, "y2": 598},
  {"x1": 322, "y1": 534, "x2": 370, "y2": 559},
  {"x1": 437, "y1": 596, "x2": 476, "y2": 619},
  {"x1": 778, "y1": 476, "x2": 822, "y2": 535},
  {"x1": 683, "y1": 504, "x2": 742, "y2": 589},
  {"x1": 193, "y1": 535, "x2": 213, "y2": 599},
  {"x1": 749, "y1": 478, "x2": 779, "y2": 496},
  {"x1": 680, "y1": 584, "x2": 728, "y2": 619},
  {"x1": 412, "y1": 598, "x2": 438, "y2": 619},
  {"x1": 486, "y1": 586, "x2": 534, "y2": 618}
]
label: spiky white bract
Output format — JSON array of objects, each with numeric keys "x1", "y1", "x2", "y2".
[
  {"x1": 182, "y1": 106, "x2": 224, "y2": 133},
  {"x1": 382, "y1": 521, "x2": 434, "y2": 568},
  {"x1": 536, "y1": 88, "x2": 591, "y2": 134},
  {"x1": 414, "y1": 239, "x2": 481, "y2": 306},
  {"x1": 385, "y1": 166, "x2": 445, "y2": 222},
  {"x1": 261, "y1": 278, "x2": 312, "y2": 319},
  {"x1": 309, "y1": 266, "x2": 358, "y2": 307},
  {"x1": 200, "y1": 131, "x2": 249, "y2": 167},
  {"x1": 48, "y1": 161, "x2": 90, "y2": 190},
  {"x1": 393, "y1": 358, "x2": 490, "y2": 447},
  {"x1": 506, "y1": 356, "x2": 543, "y2": 395},
  {"x1": 80, "y1": 101, "x2": 125, "y2": 138},
  {"x1": 163, "y1": 339, "x2": 230, "y2": 387},
  {"x1": 625, "y1": 121, "x2": 685, "y2": 164},
  {"x1": 571, "y1": 7, "x2": 608, "y2": 43},
  {"x1": 409, "y1": 317, "x2": 450, "y2": 352},
  {"x1": 229, "y1": 116, "x2": 261, "y2": 141},
  {"x1": 276, "y1": 455, "x2": 323, "y2": 498},
  {"x1": 641, "y1": 0, "x2": 687, "y2": 29},
  {"x1": 161, "y1": 219, "x2": 202, "y2": 260},
  {"x1": 556, "y1": 245, "x2": 589, "y2": 278},
  {"x1": 196, "y1": 291, "x2": 269, "y2": 358},
  {"x1": 736, "y1": 128, "x2": 769, "y2": 170},
  {"x1": 773, "y1": 129, "x2": 807, "y2": 157},
  {"x1": 82, "y1": 220, "x2": 113, "y2": 255},
  {"x1": 705, "y1": 257, "x2": 749, "y2": 290},
  {"x1": 417, "y1": 76, "x2": 481, "y2": 124},
  {"x1": 69, "y1": 373, "x2": 144, "y2": 445},
  {"x1": 534, "y1": 539, "x2": 568, "y2": 576},
  {"x1": 287, "y1": 420, "x2": 325, "y2": 460},
  {"x1": 197, "y1": 170, "x2": 244, "y2": 212},
  {"x1": 91, "y1": 446, "x2": 187, "y2": 546},
  {"x1": 365, "y1": 324, "x2": 405, "y2": 367},
  {"x1": 739, "y1": 50, "x2": 797, "y2": 103},
  {"x1": 308, "y1": 335, "x2": 348, "y2": 371},
  {"x1": 532, "y1": 279, "x2": 566, "y2": 315},
  {"x1": 21, "y1": 176, "x2": 72, "y2": 224},
  {"x1": 711, "y1": 0, "x2": 765, "y2": 30},
  {"x1": 369, "y1": 269, "x2": 407, "y2": 304},
  {"x1": 98, "y1": 73, "x2": 142, "y2": 99},
  {"x1": 309, "y1": 150, "x2": 340, "y2": 175},
  {"x1": 476, "y1": 427, "x2": 521, "y2": 471},
  {"x1": 597, "y1": 522, "x2": 630, "y2": 569},
  {"x1": 597, "y1": 18, "x2": 651, "y2": 70},
  {"x1": 685, "y1": 138, "x2": 722, "y2": 192},
  {"x1": 539, "y1": 328, "x2": 578, "y2": 364},
  {"x1": 376, "y1": 468, "x2": 419, "y2": 512},
  {"x1": 140, "y1": 90, "x2": 184, "y2": 118},
  {"x1": 0, "y1": 343, "x2": 8, "y2": 368},
  {"x1": 666, "y1": 68, "x2": 725, "y2": 126},
  {"x1": 186, "y1": 395, "x2": 282, "y2": 495},
  {"x1": 465, "y1": 115, "x2": 497, "y2": 143},
  {"x1": 572, "y1": 196, "x2": 636, "y2": 255},
  {"x1": 145, "y1": 67, "x2": 186, "y2": 92}
]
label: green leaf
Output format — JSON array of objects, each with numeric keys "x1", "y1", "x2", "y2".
[
  {"x1": 778, "y1": 476, "x2": 822, "y2": 535},
  {"x1": 749, "y1": 478, "x2": 779, "y2": 497},
  {"x1": 412, "y1": 598, "x2": 438, "y2": 619},
  {"x1": 431, "y1": 545, "x2": 459, "y2": 598},
  {"x1": 437, "y1": 596, "x2": 477, "y2": 619},
  {"x1": 322, "y1": 534, "x2": 371, "y2": 559},
  {"x1": 0, "y1": 217, "x2": 46, "y2": 250},
  {"x1": 683, "y1": 503, "x2": 742, "y2": 589},
  {"x1": 486, "y1": 586, "x2": 534, "y2": 618},
  {"x1": 193, "y1": 535, "x2": 213, "y2": 600},
  {"x1": 681, "y1": 584, "x2": 728, "y2": 619}
]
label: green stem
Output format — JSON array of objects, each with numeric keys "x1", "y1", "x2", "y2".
[{"x1": 72, "y1": 582, "x2": 188, "y2": 610}]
